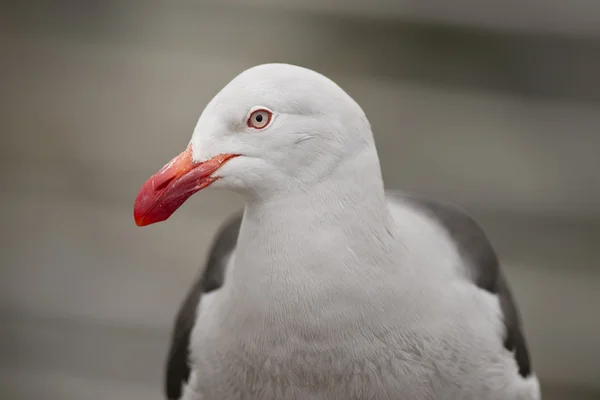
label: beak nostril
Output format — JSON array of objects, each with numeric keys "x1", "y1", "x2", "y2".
[{"x1": 155, "y1": 175, "x2": 175, "y2": 191}]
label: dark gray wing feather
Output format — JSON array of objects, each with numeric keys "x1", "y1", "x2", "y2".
[
  {"x1": 395, "y1": 192, "x2": 532, "y2": 377},
  {"x1": 165, "y1": 211, "x2": 243, "y2": 400}
]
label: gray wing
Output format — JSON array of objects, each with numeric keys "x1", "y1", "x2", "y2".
[
  {"x1": 390, "y1": 191, "x2": 532, "y2": 378},
  {"x1": 164, "y1": 211, "x2": 243, "y2": 400}
]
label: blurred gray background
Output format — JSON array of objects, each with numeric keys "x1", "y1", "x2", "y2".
[{"x1": 1, "y1": 1, "x2": 600, "y2": 399}]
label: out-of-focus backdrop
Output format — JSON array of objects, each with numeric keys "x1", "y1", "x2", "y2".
[{"x1": 1, "y1": 1, "x2": 600, "y2": 399}]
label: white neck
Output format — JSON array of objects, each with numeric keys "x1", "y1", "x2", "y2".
[{"x1": 228, "y1": 144, "x2": 399, "y2": 295}]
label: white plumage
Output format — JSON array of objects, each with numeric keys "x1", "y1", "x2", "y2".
[{"x1": 135, "y1": 63, "x2": 540, "y2": 400}]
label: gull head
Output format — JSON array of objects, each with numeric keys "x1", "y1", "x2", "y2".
[{"x1": 134, "y1": 63, "x2": 375, "y2": 226}]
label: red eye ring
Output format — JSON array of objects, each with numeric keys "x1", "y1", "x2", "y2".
[{"x1": 247, "y1": 108, "x2": 273, "y2": 129}]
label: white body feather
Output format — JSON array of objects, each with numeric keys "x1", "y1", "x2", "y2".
[{"x1": 182, "y1": 195, "x2": 540, "y2": 400}]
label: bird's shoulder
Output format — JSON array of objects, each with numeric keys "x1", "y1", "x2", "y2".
[
  {"x1": 386, "y1": 190, "x2": 532, "y2": 378},
  {"x1": 387, "y1": 191, "x2": 498, "y2": 289}
]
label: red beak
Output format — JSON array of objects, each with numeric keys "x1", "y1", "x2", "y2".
[{"x1": 134, "y1": 146, "x2": 238, "y2": 227}]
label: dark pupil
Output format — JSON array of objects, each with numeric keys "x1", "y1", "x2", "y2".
[{"x1": 255, "y1": 114, "x2": 263, "y2": 123}]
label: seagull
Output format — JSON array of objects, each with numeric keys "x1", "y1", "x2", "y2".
[{"x1": 134, "y1": 63, "x2": 541, "y2": 400}]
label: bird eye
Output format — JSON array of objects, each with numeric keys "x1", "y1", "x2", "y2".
[{"x1": 247, "y1": 108, "x2": 273, "y2": 130}]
